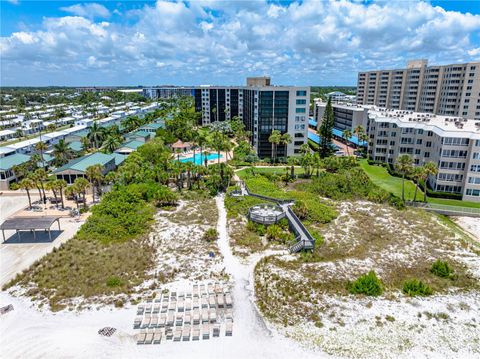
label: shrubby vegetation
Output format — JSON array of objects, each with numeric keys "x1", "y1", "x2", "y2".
[
  {"x1": 203, "y1": 228, "x2": 219, "y2": 242},
  {"x1": 348, "y1": 271, "x2": 384, "y2": 296},
  {"x1": 431, "y1": 260, "x2": 455, "y2": 279},
  {"x1": 403, "y1": 279, "x2": 433, "y2": 297}
]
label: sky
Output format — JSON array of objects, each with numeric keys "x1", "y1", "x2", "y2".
[{"x1": 1, "y1": 0, "x2": 480, "y2": 87}]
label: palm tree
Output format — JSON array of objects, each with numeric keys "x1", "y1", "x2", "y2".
[
  {"x1": 73, "y1": 177, "x2": 90, "y2": 209},
  {"x1": 287, "y1": 156, "x2": 299, "y2": 179},
  {"x1": 280, "y1": 133, "x2": 292, "y2": 160},
  {"x1": 54, "y1": 179, "x2": 67, "y2": 209},
  {"x1": 422, "y1": 161, "x2": 439, "y2": 203},
  {"x1": 35, "y1": 141, "x2": 48, "y2": 168},
  {"x1": 45, "y1": 180, "x2": 60, "y2": 208},
  {"x1": 412, "y1": 166, "x2": 424, "y2": 202},
  {"x1": 395, "y1": 155, "x2": 413, "y2": 202},
  {"x1": 102, "y1": 135, "x2": 122, "y2": 153},
  {"x1": 64, "y1": 186, "x2": 78, "y2": 210},
  {"x1": 342, "y1": 129, "x2": 353, "y2": 156},
  {"x1": 87, "y1": 121, "x2": 105, "y2": 149},
  {"x1": 18, "y1": 178, "x2": 35, "y2": 209},
  {"x1": 85, "y1": 164, "x2": 104, "y2": 203},
  {"x1": 80, "y1": 136, "x2": 90, "y2": 152},
  {"x1": 33, "y1": 168, "x2": 48, "y2": 204},
  {"x1": 52, "y1": 139, "x2": 74, "y2": 166},
  {"x1": 268, "y1": 130, "x2": 282, "y2": 163},
  {"x1": 353, "y1": 125, "x2": 365, "y2": 143}
]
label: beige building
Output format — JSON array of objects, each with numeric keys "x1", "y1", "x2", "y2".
[
  {"x1": 357, "y1": 60, "x2": 480, "y2": 120},
  {"x1": 367, "y1": 108, "x2": 480, "y2": 202},
  {"x1": 246, "y1": 76, "x2": 271, "y2": 87},
  {"x1": 313, "y1": 99, "x2": 369, "y2": 132}
]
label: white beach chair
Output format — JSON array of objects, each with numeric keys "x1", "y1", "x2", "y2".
[
  {"x1": 159, "y1": 313, "x2": 167, "y2": 328},
  {"x1": 208, "y1": 294, "x2": 216, "y2": 309},
  {"x1": 145, "y1": 332, "x2": 154, "y2": 344},
  {"x1": 212, "y1": 324, "x2": 220, "y2": 337},
  {"x1": 209, "y1": 309, "x2": 217, "y2": 324},
  {"x1": 136, "y1": 332, "x2": 146, "y2": 345},
  {"x1": 133, "y1": 316, "x2": 142, "y2": 329},
  {"x1": 202, "y1": 324, "x2": 210, "y2": 339},
  {"x1": 173, "y1": 328, "x2": 182, "y2": 342},
  {"x1": 225, "y1": 293, "x2": 233, "y2": 308},
  {"x1": 153, "y1": 330, "x2": 162, "y2": 344},
  {"x1": 141, "y1": 316, "x2": 151, "y2": 329},
  {"x1": 150, "y1": 315, "x2": 158, "y2": 328},
  {"x1": 182, "y1": 325, "x2": 191, "y2": 341}
]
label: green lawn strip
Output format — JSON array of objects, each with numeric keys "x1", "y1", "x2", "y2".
[
  {"x1": 359, "y1": 160, "x2": 480, "y2": 209},
  {"x1": 236, "y1": 166, "x2": 306, "y2": 177}
]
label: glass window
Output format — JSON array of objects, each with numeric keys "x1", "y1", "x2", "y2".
[
  {"x1": 296, "y1": 99, "x2": 306, "y2": 105},
  {"x1": 295, "y1": 108, "x2": 306, "y2": 113},
  {"x1": 296, "y1": 90, "x2": 307, "y2": 96}
]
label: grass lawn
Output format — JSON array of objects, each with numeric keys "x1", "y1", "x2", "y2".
[
  {"x1": 359, "y1": 160, "x2": 480, "y2": 209},
  {"x1": 236, "y1": 166, "x2": 306, "y2": 177}
]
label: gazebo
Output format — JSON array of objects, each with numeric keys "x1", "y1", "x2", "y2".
[
  {"x1": 0, "y1": 216, "x2": 62, "y2": 242},
  {"x1": 171, "y1": 140, "x2": 192, "y2": 153}
]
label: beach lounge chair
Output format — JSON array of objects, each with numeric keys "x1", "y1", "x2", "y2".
[
  {"x1": 182, "y1": 325, "x2": 191, "y2": 341},
  {"x1": 186, "y1": 291, "x2": 192, "y2": 299},
  {"x1": 214, "y1": 283, "x2": 222, "y2": 294},
  {"x1": 208, "y1": 294, "x2": 216, "y2": 308},
  {"x1": 150, "y1": 315, "x2": 158, "y2": 328},
  {"x1": 217, "y1": 294, "x2": 225, "y2": 308},
  {"x1": 184, "y1": 313, "x2": 192, "y2": 325},
  {"x1": 201, "y1": 297, "x2": 208, "y2": 309},
  {"x1": 175, "y1": 314, "x2": 183, "y2": 327},
  {"x1": 192, "y1": 327, "x2": 200, "y2": 341},
  {"x1": 161, "y1": 303, "x2": 168, "y2": 313},
  {"x1": 177, "y1": 299, "x2": 185, "y2": 312},
  {"x1": 209, "y1": 309, "x2": 217, "y2": 323},
  {"x1": 178, "y1": 291, "x2": 185, "y2": 299},
  {"x1": 225, "y1": 309, "x2": 233, "y2": 321},
  {"x1": 225, "y1": 294, "x2": 233, "y2": 308},
  {"x1": 154, "y1": 296, "x2": 162, "y2": 304},
  {"x1": 145, "y1": 304, "x2": 152, "y2": 314},
  {"x1": 145, "y1": 332, "x2": 154, "y2": 344},
  {"x1": 137, "y1": 304, "x2": 145, "y2": 315},
  {"x1": 213, "y1": 324, "x2": 220, "y2": 337},
  {"x1": 199, "y1": 284, "x2": 206, "y2": 294},
  {"x1": 153, "y1": 304, "x2": 160, "y2": 314},
  {"x1": 159, "y1": 314, "x2": 166, "y2": 327},
  {"x1": 136, "y1": 332, "x2": 146, "y2": 345},
  {"x1": 165, "y1": 328, "x2": 173, "y2": 340},
  {"x1": 167, "y1": 313, "x2": 174, "y2": 327},
  {"x1": 141, "y1": 316, "x2": 151, "y2": 329},
  {"x1": 193, "y1": 297, "x2": 199, "y2": 309},
  {"x1": 193, "y1": 284, "x2": 199, "y2": 294},
  {"x1": 201, "y1": 310, "x2": 209, "y2": 323},
  {"x1": 225, "y1": 319, "x2": 233, "y2": 336},
  {"x1": 207, "y1": 283, "x2": 214, "y2": 294},
  {"x1": 193, "y1": 310, "x2": 200, "y2": 325},
  {"x1": 202, "y1": 324, "x2": 210, "y2": 339},
  {"x1": 173, "y1": 328, "x2": 182, "y2": 342},
  {"x1": 168, "y1": 301, "x2": 176, "y2": 311},
  {"x1": 153, "y1": 331, "x2": 162, "y2": 344},
  {"x1": 133, "y1": 316, "x2": 142, "y2": 329},
  {"x1": 185, "y1": 298, "x2": 192, "y2": 311}
]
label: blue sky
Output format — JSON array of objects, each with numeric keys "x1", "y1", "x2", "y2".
[{"x1": 1, "y1": 0, "x2": 480, "y2": 86}]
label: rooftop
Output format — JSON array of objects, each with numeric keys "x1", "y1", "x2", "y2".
[
  {"x1": 54, "y1": 152, "x2": 115, "y2": 174},
  {"x1": 0, "y1": 153, "x2": 31, "y2": 171},
  {"x1": 369, "y1": 108, "x2": 480, "y2": 139}
]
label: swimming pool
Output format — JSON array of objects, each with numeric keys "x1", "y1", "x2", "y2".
[{"x1": 179, "y1": 153, "x2": 222, "y2": 165}]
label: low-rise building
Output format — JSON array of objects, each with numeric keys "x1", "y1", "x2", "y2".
[
  {"x1": 367, "y1": 108, "x2": 480, "y2": 201},
  {"x1": 313, "y1": 99, "x2": 369, "y2": 132}
]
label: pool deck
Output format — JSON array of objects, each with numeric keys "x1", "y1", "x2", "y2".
[{"x1": 177, "y1": 150, "x2": 231, "y2": 165}]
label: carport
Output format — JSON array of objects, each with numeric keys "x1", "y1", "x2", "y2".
[{"x1": 0, "y1": 216, "x2": 61, "y2": 242}]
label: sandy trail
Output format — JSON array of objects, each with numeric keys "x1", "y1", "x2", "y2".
[{"x1": 0, "y1": 194, "x2": 327, "y2": 359}]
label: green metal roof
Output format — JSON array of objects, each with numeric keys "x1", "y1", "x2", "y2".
[
  {"x1": 127, "y1": 130, "x2": 150, "y2": 138},
  {"x1": 120, "y1": 140, "x2": 144, "y2": 150},
  {"x1": 68, "y1": 129, "x2": 89, "y2": 138},
  {"x1": 0, "y1": 153, "x2": 31, "y2": 171},
  {"x1": 68, "y1": 141, "x2": 83, "y2": 152},
  {"x1": 110, "y1": 153, "x2": 127, "y2": 166},
  {"x1": 54, "y1": 152, "x2": 114, "y2": 174},
  {"x1": 140, "y1": 122, "x2": 164, "y2": 130}
]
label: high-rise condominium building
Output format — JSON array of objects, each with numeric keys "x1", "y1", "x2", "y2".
[
  {"x1": 142, "y1": 86, "x2": 194, "y2": 99},
  {"x1": 367, "y1": 108, "x2": 480, "y2": 202},
  {"x1": 193, "y1": 85, "x2": 310, "y2": 158},
  {"x1": 357, "y1": 60, "x2": 480, "y2": 120},
  {"x1": 313, "y1": 99, "x2": 369, "y2": 132}
]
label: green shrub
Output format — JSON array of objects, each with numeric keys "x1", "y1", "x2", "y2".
[
  {"x1": 348, "y1": 271, "x2": 383, "y2": 296},
  {"x1": 308, "y1": 228, "x2": 324, "y2": 246},
  {"x1": 277, "y1": 218, "x2": 290, "y2": 230},
  {"x1": 203, "y1": 228, "x2": 219, "y2": 242},
  {"x1": 266, "y1": 224, "x2": 283, "y2": 242},
  {"x1": 431, "y1": 260, "x2": 454, "y2": 279},
  {"x1": 292, "y1": 200, "x2": 308, "y2": 219},
  {"x1": 402, "y1": 279, "x2": 433, "y2": 297},
  {"x1": 106, "y1": 276, "x2": 123, "y2": 287}
]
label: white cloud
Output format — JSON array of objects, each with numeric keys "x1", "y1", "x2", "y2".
[
  {"x1": 60, "y1": 3, "x2": 110, "y2": 19},
  {"x1": 1, "y1": 0, "x2": 480, "y2": 86},
  {"x1": 7, "y1": 0, "x2": 19, "y2": 4}
]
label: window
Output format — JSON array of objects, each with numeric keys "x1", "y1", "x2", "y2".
[
  {"x1": 424, "y1": 152, "x2": 430, "y2": 158},
  {"x1": 470, "y1": 164, "x2": 480, "y2": 172},
  {"x1": 466, "y1": 189, "x2": 480, "y2": 197},
  {"x1": 426, "y1": 141, "x2": 432, "y2": 148},
  {"x1": 295, "y1": 108, "x2": 306, "y2": 113},
  {"x1": 415, "y1": 149, "x2": 421, "y2": 155},
  {"x1": 296, "y1": 99, "x2": 306, "y2": 105},
  {"x1": 296, "y1": 90, "x2": 307, "y2": 96},
  {"x1": 468, "y1": 177, "x2": 480, "y2": 185}
]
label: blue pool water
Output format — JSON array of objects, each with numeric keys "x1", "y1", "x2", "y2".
[{"x1": 179, "y1": 153, "x2": 222, "y2": 165}]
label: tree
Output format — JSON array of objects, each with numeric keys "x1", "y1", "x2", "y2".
[
  {"x1": 52, "y1": 139, "x2": 74, "y2": 166},
  {"x1": 54, "y1": 179, "x2": 67, "y2": 209},
  {"x1": 80, "y1": 136, "x2": 90, "y2": 152},
  {"x1": 421, "y1": 161, "x2": 438, "y2": 203},
  {"x1": 87, "y1": 121, "x2": 105, "y2": 149},
  {"x1": 280, "y1": 133, "x2": 292, "y2": 160},
  {"x1": 268, "y1": 130, "x2": 282, "y2": 163},
  {"x1": 17, "y1": 178, "x2": 35, "y2": 209},
  {"x1": 64, "y1": 186, "x2": 78, "y2": 210},
  {"x1": 319, "y1": 97, "x2": 334, "y2": 158},
  {"x1": 395, "y1": 155, "x2": 413, "y2": 202},
  {"x1": 35, "y1": 141, "x2": 48, "y2": 168},
  {"x1": 73, "y1": 177, "x2": 89, "y2": 209},
  {"x1": 85, "y1": 164, "x2": 104, "y2": 203},
  {"x1": 45, "y1": 180, "x2": 60, "y2": 208},
  {"x1": 353, "y1": 125, "x2": 365, "y2": 141},
  {"x1": 33, "y1": 168, "x2": 48, "y2": 204},
  {"x1": 412, "y1": 166, "x2": 424, "y2": 202},
  {"x1": 342, "y1": 129, "x2": 352, "y2": 156},
  {"x1": 102, "y1": 135, "x2": 122, "y2": 153}
]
